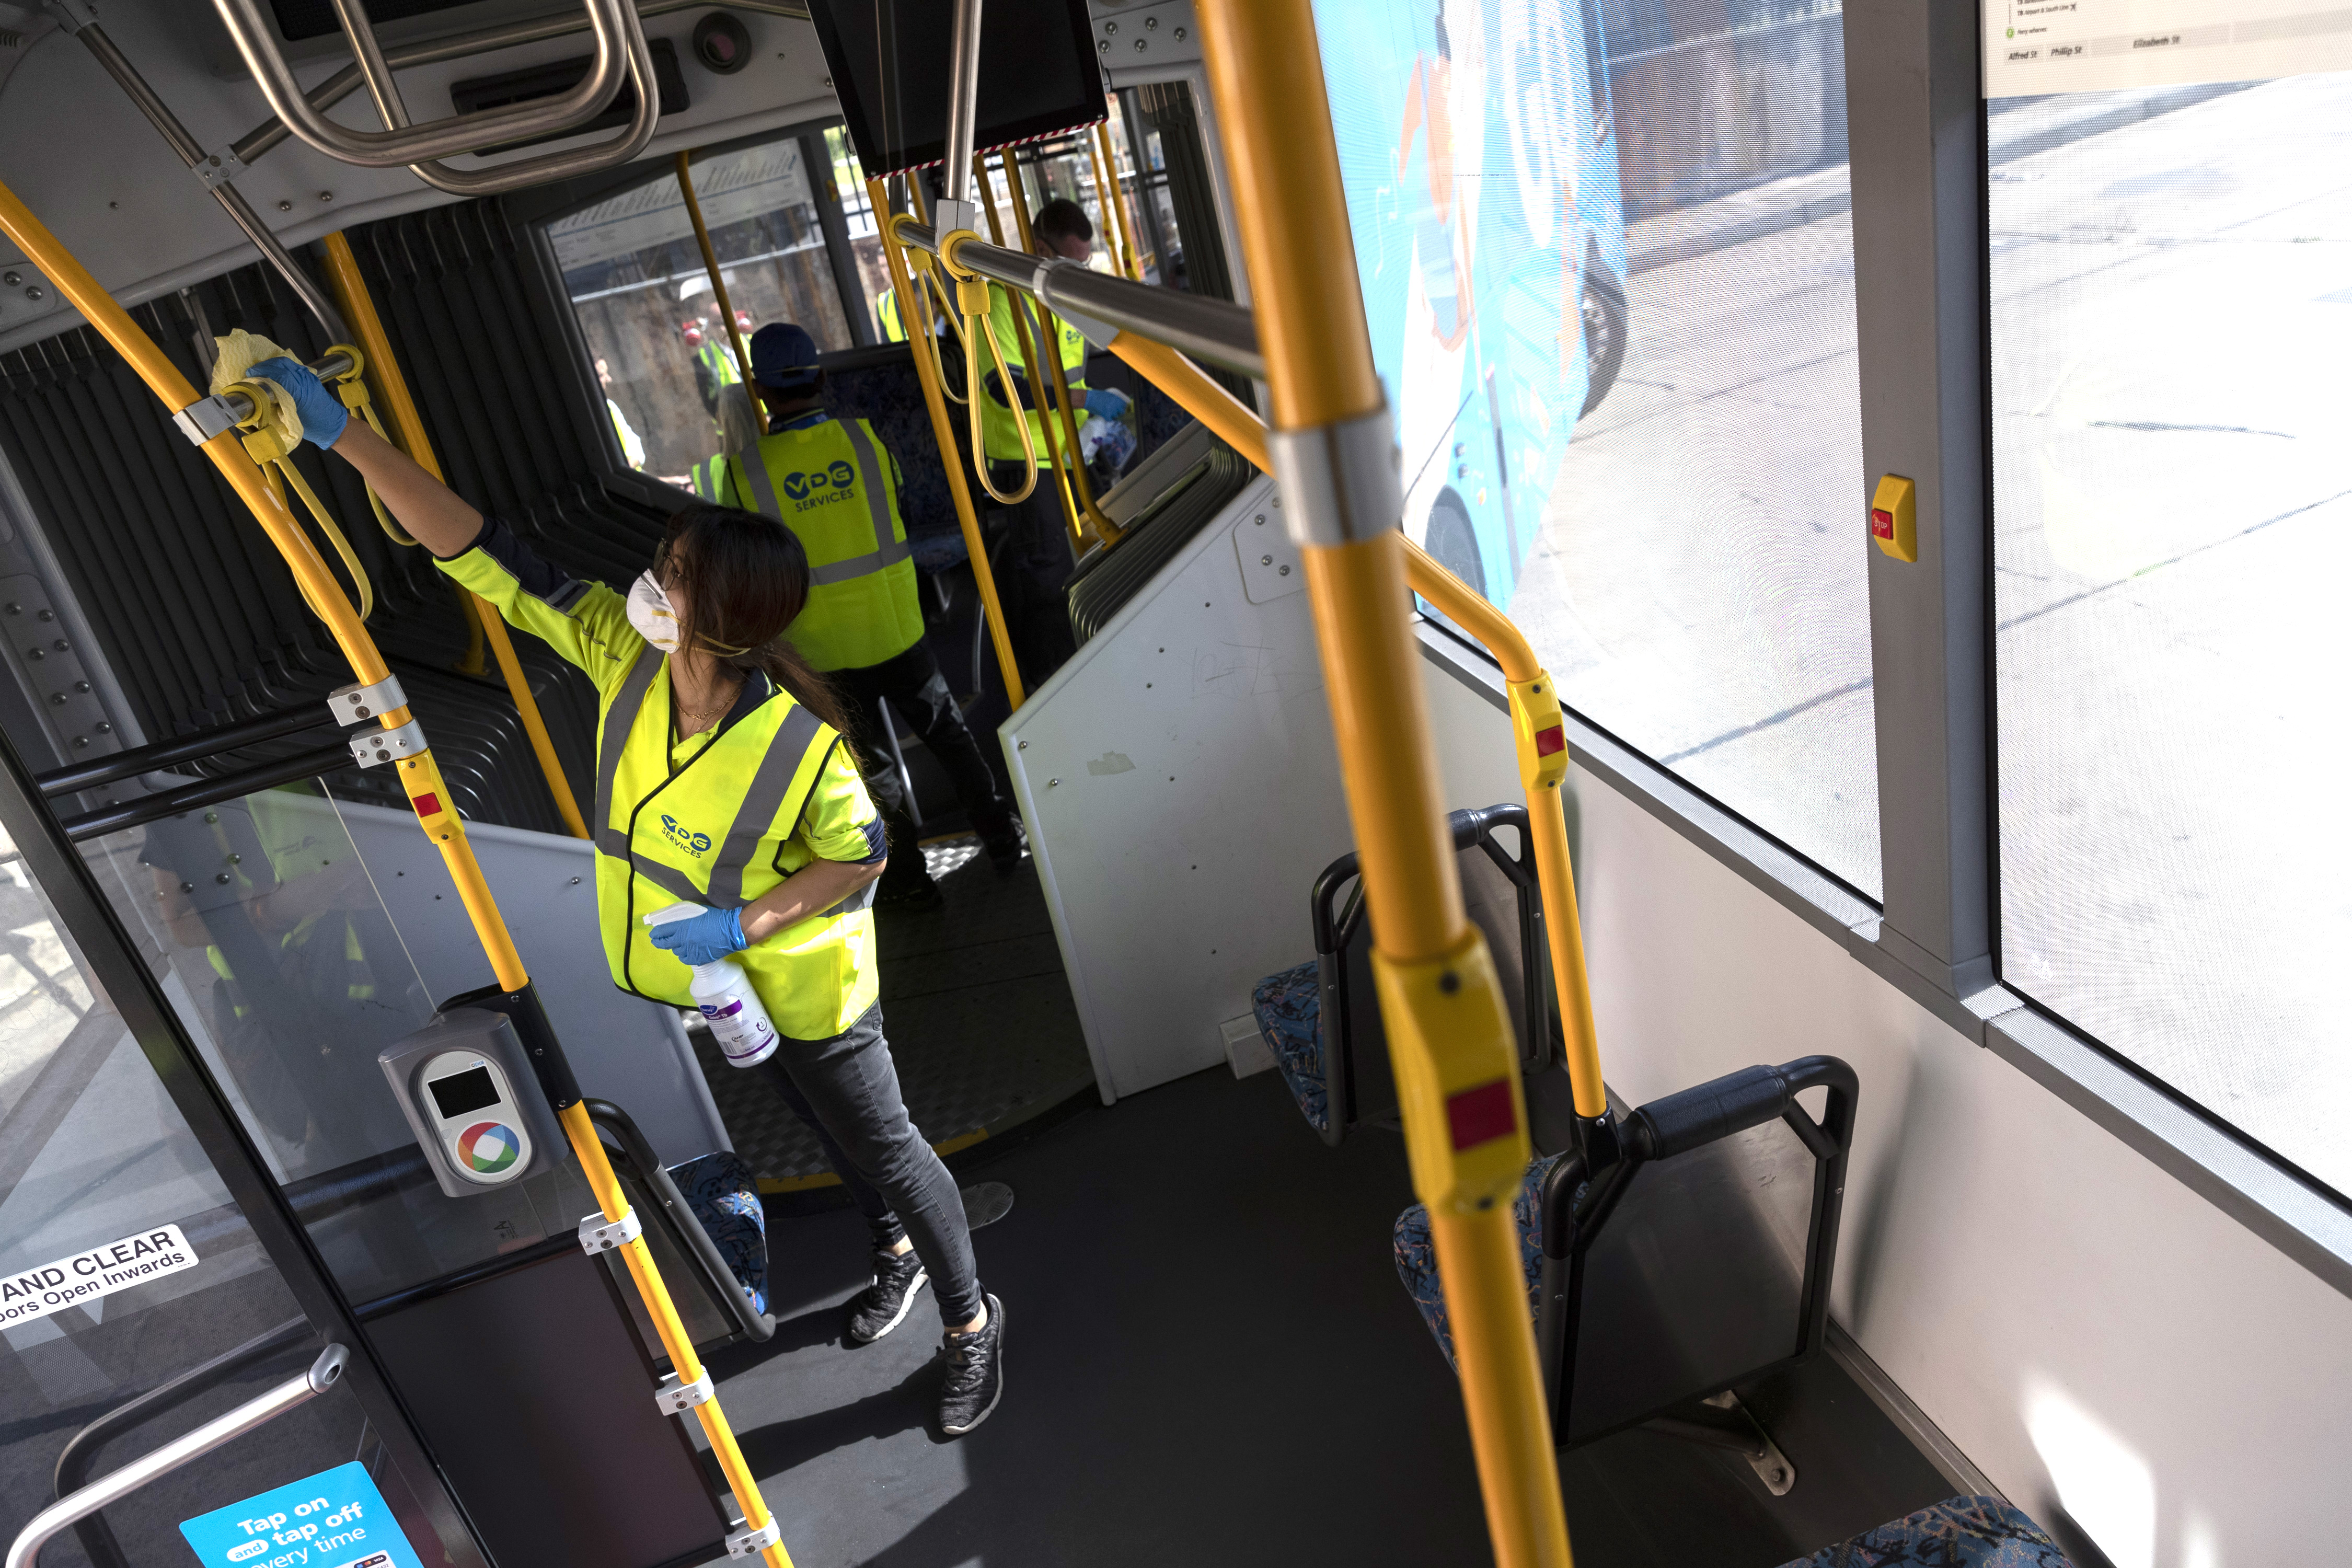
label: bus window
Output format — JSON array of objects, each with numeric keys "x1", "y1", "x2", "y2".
[
  {"x1": 547, "y1": 137, "x2": 853, "y2": 487},
  {"x1": 823, "y1": 126, "x2": 900, "y2": 342}
]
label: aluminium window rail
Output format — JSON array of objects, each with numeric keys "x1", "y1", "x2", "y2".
[{"x1": 6, "y1": 1345, "x2": 349, "y2": 1568}]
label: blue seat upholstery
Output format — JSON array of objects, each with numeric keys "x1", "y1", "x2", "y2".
[
  {"x1": 1773, "y1": 1496, "x2": 2074, "y2": 1567},
  {"x1": 671, "y1": 1149, "x2": 769, "y2": 1317},
  {"x1": 1251, "y1": 961, "x2": 1328, "y2": 1134},
  {"x1": 1391, "y1": 1155, "x2": 1560, "y2": 1369}
]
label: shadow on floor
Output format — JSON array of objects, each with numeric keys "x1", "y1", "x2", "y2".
[{"x1": 702, "y1": 1066, "x2": 1953, "y2": 1567}]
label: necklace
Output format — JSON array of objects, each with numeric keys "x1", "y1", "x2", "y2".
[{"x1": 675, "y1": 675, "x2": 740, "y2": 725}]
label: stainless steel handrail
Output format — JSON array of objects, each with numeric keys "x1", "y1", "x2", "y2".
[
  {"x1": 404, "y1": 0, "x2": 662, "y2": 198},
  {"x1": 228, "y1": 0, "x2": 812, "y2": 167},
  {"x1": 5, "y1": 1345, "x2": 350, "y2": 1568},
  {"x1": 895, "y1": 220, "x2": 1265, "y2": 378},
  {"x1": 210, "y1": 0, "x2": 630, "y2": 167},
  {"x1": 56, "y1": 19, "x2": 349, "y2": 342}
]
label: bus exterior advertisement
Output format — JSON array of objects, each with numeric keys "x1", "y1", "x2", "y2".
[{"x1": 1315, "y1": 0, "x2": 1629, "y2": 608}]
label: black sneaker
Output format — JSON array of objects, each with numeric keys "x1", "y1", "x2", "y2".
[
  {"x1": 937, "y1": 1293, "x2": 1005, "y2": 1436},
  {"x1": 979, "y1": 818, "x2": 1027, "y2": 875},
  {"x1": 846, "y1": 1247, "x2": 929, "y2": 1345}
]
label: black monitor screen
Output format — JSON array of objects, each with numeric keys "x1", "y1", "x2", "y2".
[
  {"x1": 428, "y1": 1066, "x2": 501, "y2": 1121},
  {"x1": 809, "y1": 0, "x2": 1106, "y2": 176}
]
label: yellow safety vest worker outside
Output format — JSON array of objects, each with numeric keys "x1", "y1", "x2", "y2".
[
  {"x1": 979, "y1": 285, "x2": 1088, "y2": 464},
  {"x1": 878, "y1": 287, "x2": 907, "y2": 343},
  {"x1": 723, "y1": 414, "x2": 924, "y2": 674},
  {"x1": 698, "y1": 338, "x2": 742, "y2": 387},
  {"x1": 439, "y1": 523, "x2": 884, "y2": 1039}
]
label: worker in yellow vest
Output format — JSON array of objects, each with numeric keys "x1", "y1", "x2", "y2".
[
  {"x1": 684, "y1": 315, "x2": 746, "y2": 418},
  {"x1": 251, "y1": 352, "x2": 1009, "y2": 1435},
  {"x1": 976, "y1": 199, "x2": 1130, "y2": 678},
  {"x1": 724, "y1": 322, "x2": 1027, "y2": 908}
]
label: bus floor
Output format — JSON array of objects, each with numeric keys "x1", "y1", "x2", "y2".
[
  {"x1": 693, "y1": 833, "x2": 1096, "y2": 1186},
  {"x1": 701, "y1": 1066, "x2": 1955, "y2": 1567}
]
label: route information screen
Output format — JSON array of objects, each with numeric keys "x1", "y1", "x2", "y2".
[{"x1": 1985, "y1": 0, "x2": 2352, "y2": 95}]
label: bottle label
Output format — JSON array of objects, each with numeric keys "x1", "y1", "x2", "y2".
[{"x1": 700, "y1": 999, "x2": 743, "y2": 1020}]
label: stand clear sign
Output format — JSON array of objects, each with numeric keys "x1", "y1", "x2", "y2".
[{"x1": 179, "y1": 1462, "x2": 424, "y2": 1568}]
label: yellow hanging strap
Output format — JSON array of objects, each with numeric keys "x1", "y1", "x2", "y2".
[
  {"x1": 213, "y1": 348, "x2": 375, "y2": 626},
  {"x1": 1002, "y1": 151, "x2": 1123, "y2": 548},
  {"x1": 938, "y1": 227, "x2": 1040, "y2": 506},
  {"x1": 897, "y1": 180, "x2": 969, "y2": 406},
  {"x1": 976, "y1": 160, "x2": 1086, "y2": 556},
  {"x1": 318, "y1": 232, "x2": 593, "y2": 843},
  {"x1": 0, "y1": 176, "x2": 799, "y2": 1568}
]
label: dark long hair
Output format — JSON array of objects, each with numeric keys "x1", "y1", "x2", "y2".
[{"x1": 653, "y1": 502, "x2": 853, "y2": 740}]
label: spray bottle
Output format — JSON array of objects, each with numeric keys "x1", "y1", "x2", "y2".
[{"x1": 644, "y1": 903, "x2": 779, "y2": 1068}]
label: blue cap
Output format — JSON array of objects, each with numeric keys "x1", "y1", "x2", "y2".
[{"x1": 748, "y1": 322, "x2": 820, "y2": 389}]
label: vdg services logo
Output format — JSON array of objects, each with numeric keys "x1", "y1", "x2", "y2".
[
  {"x1": 660, "y1": 814, "x2": 713, "y2": 857},
  {"x1": 780, "y1": 460, "x2": 858, "y2": 506}
]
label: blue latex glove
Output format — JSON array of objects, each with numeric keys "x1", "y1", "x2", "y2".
[
  {"x1": 650, "y1": 906, "x2": 747, "y2": 966},
  {"x1": 1082, "y1": 386, "x2": 1132, "y2": 420},
  {"x1": 246, "y1": 355, "x2": 349, "y2": 449}
]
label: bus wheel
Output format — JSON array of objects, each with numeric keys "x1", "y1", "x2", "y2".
[
  {"x1": 1580, "y1": 275, "x2": 1629, "y2": 416},
  {"x1": 1425, "y1": 489, "x2": 1486, "y2": 598}
]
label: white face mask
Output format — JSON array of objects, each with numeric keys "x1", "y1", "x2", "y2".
[{"x1": 626, "y1": 570, "x2": 681, "y2": 652}]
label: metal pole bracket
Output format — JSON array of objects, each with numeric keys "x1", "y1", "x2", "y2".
[
  {"x1": 577, "y1": 1208, "x2": 643, "y2": 1254},
  {"x1": 169, "y1": 395, "x2": 241, "y2": 447},
  {"x1": 196, "y1": 146, "x2": 248, "y2": 190},
  {"x1": 348, "y1": 718, "x2": 425, "y2": 768},
  {"x1": 327, "y1": 674, "x2": 406, "y2": 727},
  {"x1": 725, "y1": 1518, "x2": 782, "y2": 1559},
  {"x1": 654, "y1": 1368, "x2": 714, "y2": 1416}
]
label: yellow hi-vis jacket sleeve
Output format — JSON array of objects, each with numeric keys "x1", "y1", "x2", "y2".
[{"x1": 431, "y1": 517, "x2": 648, "y2": 699}]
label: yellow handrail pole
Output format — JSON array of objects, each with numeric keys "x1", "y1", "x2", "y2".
[
  {"x1": 1091, "y1": 121, "x2": 1144, "y2": 282},
  {"x1": 676, "y1": 150, "x2": 754, "y2": 387},
  {"x1": 1398, "y1": 539, "x2": 1604, "y2": 1119},
  {"x1": 1106, "y1": 333, "x2": 1270, "y2": 470},
  {"x1": 319, "y1": 232, "x2": 591, "y2": 842},
  {"x1": 0, "y1": 182, "x2": 799, "y2": 1568},
  {"x1": 976, "y1": 160, "x2": 1087, "y2": 558},
  {"x1": 1192, "y1": 7, "x2": 1574, "y2": 1568},
  {"x1": 1002, "y1": 155, "x2": 1123, "y2": 547},
  {"x1": 871, "y1": 178, "x2": 1025, "y2": 706}
]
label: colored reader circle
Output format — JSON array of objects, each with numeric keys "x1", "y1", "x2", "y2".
[{"x1": 457, "y1": 1121, "x2": 522, "y2": 1174}]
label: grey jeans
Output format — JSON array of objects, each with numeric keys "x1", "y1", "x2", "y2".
[{"x1": 759, "y1": 1006, "x2": 983, "y2": 1324}]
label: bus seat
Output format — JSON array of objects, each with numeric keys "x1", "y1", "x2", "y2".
[
  {"x1": 1773, "y1": 1496, "x2": 2074, "y2": 1567},
  {"x1": 1392, "y1": 1056, "x2": 1857, "y2": 1450},
  {"x1": 1251, "y1": 802, "x2": 1555, "y2": 1146},
  {"x1": 671, "y1": 1149, "x2": 770, "y2": 1316}
]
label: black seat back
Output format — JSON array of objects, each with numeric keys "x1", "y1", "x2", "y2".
[{"x1": 1310, "y1": 802, "x2": 1554, "y2": 1144}]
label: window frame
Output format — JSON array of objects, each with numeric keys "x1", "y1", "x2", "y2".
[{"x1": 1411, "y1": 1, "x2": 2352, "y2": 1300}]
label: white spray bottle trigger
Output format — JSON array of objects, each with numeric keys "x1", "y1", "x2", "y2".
[{"x1": 645, "y1": 902, "x2": 703, "y2": 929}]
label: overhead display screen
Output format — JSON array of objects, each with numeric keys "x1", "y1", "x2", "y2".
[
  {"x1": 808, "y1": 0, "x2": 1106, "y2": 175},
  {"x1": 1985, "y1": 0, "x2": 2352, "y2": 95}
]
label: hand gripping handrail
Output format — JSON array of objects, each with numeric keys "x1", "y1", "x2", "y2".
[
  {"x1": 1194, "y1": 5, "x2": 1576, "y2": 1568},
  {"x1": 7, "y1": 1346, "x2": 348, "y2": 1568},
  {"x1": 210, "y1": 0, "x2": 632, "y2": 169},
  {"x1": 0, "y1": 179, "x2": 800, "y2": 1568}
]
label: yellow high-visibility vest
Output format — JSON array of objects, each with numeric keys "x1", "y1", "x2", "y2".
[
  {"x1": 436, "y1": 522, "x2": 884, "y2": 1040},
  {"x1": 725, "y1": 414, "x2": 924, "y2": 674},
  {"x1": 979, "y1": 284, "x2": 1088, "y2": 463}
]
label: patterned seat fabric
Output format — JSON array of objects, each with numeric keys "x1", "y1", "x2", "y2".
[
  {"x1": 1393, "y1": 1154, "x2": 1563, "y2": 1369},
  {"x1": 1773, "y1": 1496, "x2": 2074, "y2": 1567},
  {"x1": 670, "y1": 1149, "x2": 769, "y2": 1318},
  {"x1": 1251, "y1": 962, "x2": 1328, "y2": 1134}
]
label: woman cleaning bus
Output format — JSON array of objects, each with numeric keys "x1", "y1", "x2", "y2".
[{"x1": 247, "y1": 356, "x2": 1008, "y2": 1437}]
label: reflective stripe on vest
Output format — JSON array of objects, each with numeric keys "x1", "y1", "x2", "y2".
[
  {"x1": 735, "y1": 419, "x2": 911, "y2": 586},
  {"x1": 593, "y1": 647, "x2": 826, "y2": 909}
]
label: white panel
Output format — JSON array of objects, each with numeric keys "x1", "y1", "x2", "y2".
[
  {"x1": 1417, "y1": 649, "x2": 2352, "y2": 1566},
  {"x1": 1003, "y1": 474, "x2": 1355, "y2": 1100},
  {"x1": 328, "y1": 794, "x2": 730, "y2": 1168}
]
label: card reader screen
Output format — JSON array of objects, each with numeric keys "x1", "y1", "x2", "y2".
[{"x1": 428, "y1": 1066, "x2": 500, "y2": 1120}]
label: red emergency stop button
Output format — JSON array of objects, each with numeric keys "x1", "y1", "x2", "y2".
[
  {"x1": 1533, "y1": 724, "x2": 1565, "y2": 757},
  {"x1": 1870, "y1": 508, "x2": 1894, "y2": 540},
  {"x1": 1446, "y1": 1078, "x2": 1516, "y2": 1151},
  {"x1": 412, "y1": 792, "x2": 442, "y2": 818}
]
